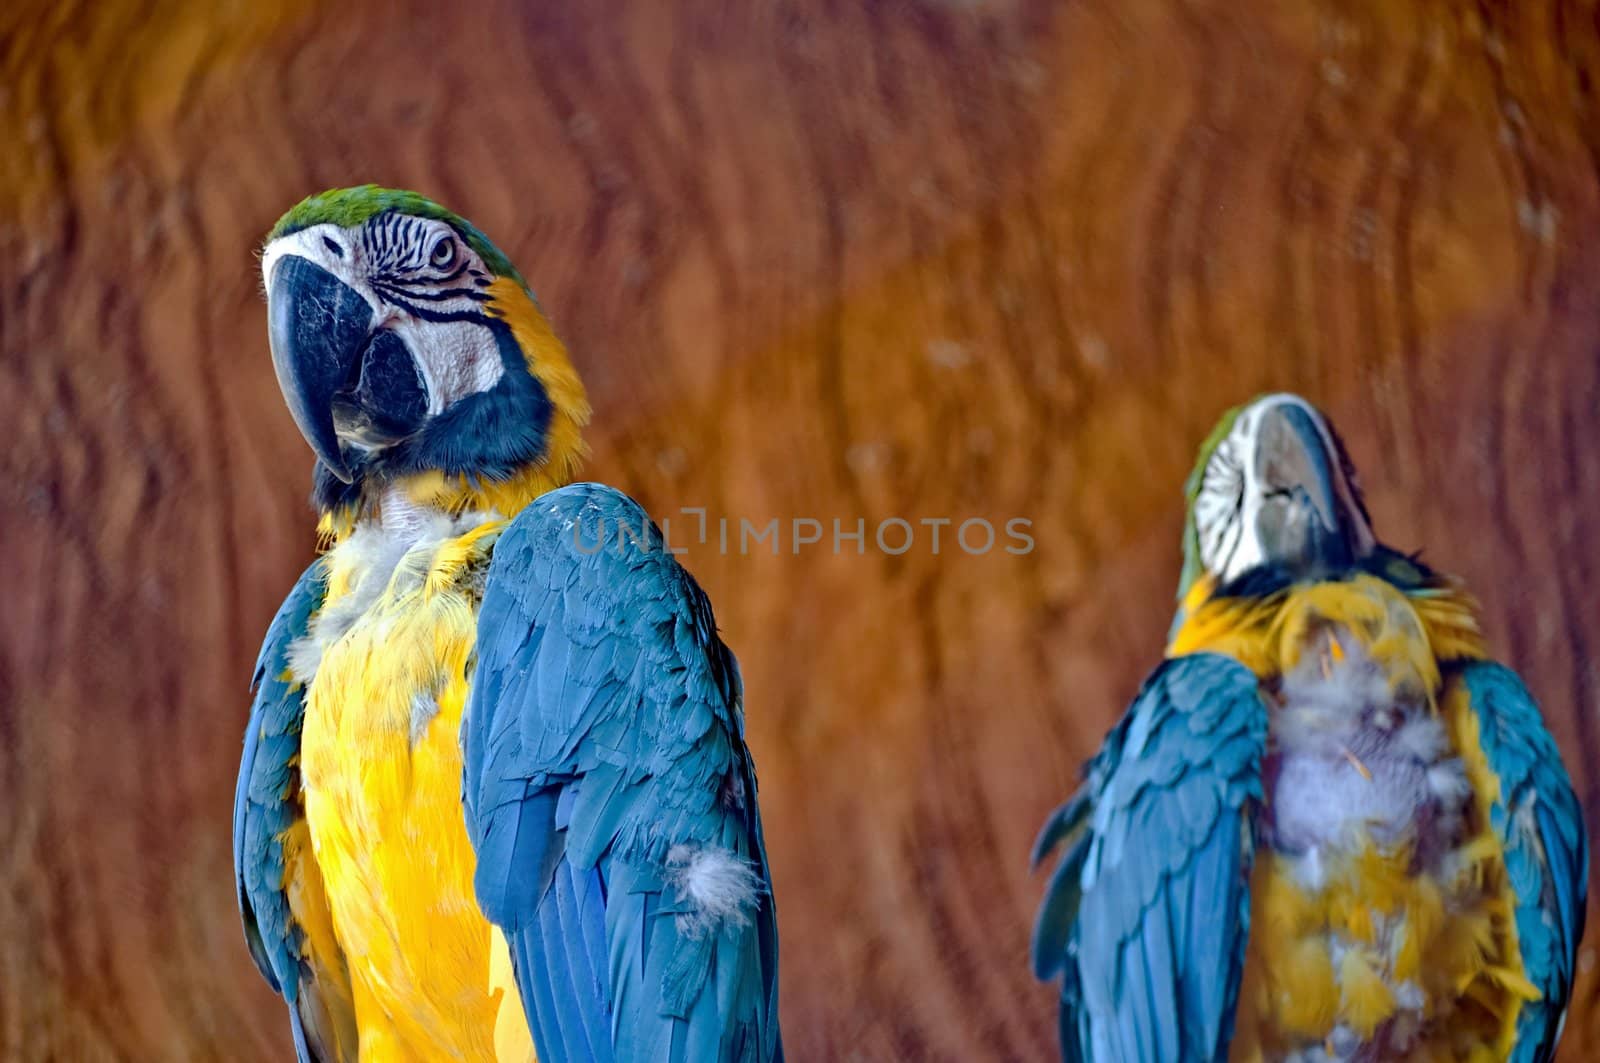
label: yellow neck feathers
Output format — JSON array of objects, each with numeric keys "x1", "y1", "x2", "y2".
[{"x1": 1168, "y1": 572, "x2": 1488, "y2": 683}]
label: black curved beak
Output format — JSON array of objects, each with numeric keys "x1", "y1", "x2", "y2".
[
  {"x1": 267, "y1": 255, "x2": 372, "y2": 483},
  {"x1": 1255, "y1": 401, "x2": 1357, "y2": 570},
  {"x1": 268, "y1": 256, "x2": 429, "y2": 483}
]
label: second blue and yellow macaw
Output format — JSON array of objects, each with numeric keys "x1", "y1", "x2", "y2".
[
  {"x1": 233, "y1": 187, "x2": 781, "y2": 1062},
  {"x1": 1033, "y1": 394, "x2": 1587, "y2": 1061}
]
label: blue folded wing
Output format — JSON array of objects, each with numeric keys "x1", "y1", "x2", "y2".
[
  {"x1": 1032, "y1": 653, "x2": 1266, "y2": 1063},
  {"x1": 463, "y1": 483, "x2": 781, "y2": 1063},
  {"x1": 233, "y1": 560, "x2": 355, "y2": 1062},
  {"x1": 1457, "y1": 661, "x2": 1589, "y2": 1063}
]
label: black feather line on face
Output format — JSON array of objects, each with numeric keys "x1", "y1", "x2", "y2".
[
  {"x1": 370, "y1": 279, "x2": 491, "y2": 304},
  {"x1": 1195, "y1": 441, "x2": 1245, "y2": 568},
  {"x1": 368, "y1": 296, "x2": 494, "y2": 326}
]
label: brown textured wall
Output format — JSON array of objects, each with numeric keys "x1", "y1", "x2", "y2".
[{"x1": 2, "y1": 1, "x2": 1598, "y2": 1059}]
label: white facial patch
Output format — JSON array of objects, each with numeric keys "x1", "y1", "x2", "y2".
[
  {"x1": 1193, "y1": 431, "x2": 1253, "y2": 579},
  {"x1": 261, "y1": 220, "x2": 506, "y2": 422},
  {"x1": 1194, "y1": 393, "x2": 1375, "y2": 584},
  {"x1": 262, "y1": 223, "x2": 383, "y2": 317},
  {"x1": 390, "y1": 316, "x2": 504, "y2": 413},
  {"x1": 663, "y1": 844, "x2": 764, "y2": 938}
]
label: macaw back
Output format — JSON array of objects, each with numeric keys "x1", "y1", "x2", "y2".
[
  {"x1": 1171, "y1": 573, "x2": 1538, "y2": 1061},
  {"x1": 292, "y1": 507, "x2": 533, "y2": 1062}
]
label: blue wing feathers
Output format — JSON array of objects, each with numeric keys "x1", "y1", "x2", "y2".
[
  {"x1": 540, "y1": 867, "x2": 598, "y2": 1060},
  {"x1": 1032, "y1": 837, "x2": 1089, "y2": 980},
  {"x1": 465, "y1": 483, "x2": 780, "y2": 1063},
  {"x1": 562, "y1": 861, "x2": 613, "y2": 1061},
  {"x1": 472, "y1": 782, "x2": 562, "y2": 930},
  {"x1": 233, "y1": 561, "x2": 353, "y2": 1063},
  {"x1": 234, "y1": 563, "x2": 322, "y2": 986},
  {"x1": 1031, "y1": 789, "x2": 1092, "y2": 869},
  {"x1": 1032, "y1": 653, "x2": 1266, "y2": 1063},
  {"x1": 516, "y1": 913, "x2": 570, "y2": 1062},
  {"x1": 1457, "y1": 661, "x2": 1588, "y2": 1063},
  {"x1": 511, "y1": 848, "x2": 610, "y2": 1062}
]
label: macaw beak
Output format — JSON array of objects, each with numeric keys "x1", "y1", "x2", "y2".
[
  {"x1": 1254, "y1": 400, "x2": 1362, "y2": 570},
  {"x1": 267, "y1": 255, "x2": 427, "y2": 483}
]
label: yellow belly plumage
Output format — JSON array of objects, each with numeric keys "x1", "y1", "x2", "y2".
[
  {"x1": 1233, "y1": 832, "x2": 1533, "y2": 1063},
  {"x1": 1172, "y1": 575, "x2": 1535, "y2": 1061},
  {"x1": 297, "y1": 519, "x2": 534, "y2": 1063}
]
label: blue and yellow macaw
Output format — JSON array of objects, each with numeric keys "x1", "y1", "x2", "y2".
[
  {"x1": 233, "y1": 187, "x2": 781, "y2": 1063},
  {"x1": 1032, "y1": 394, "x2": 1587, "y2": 1062}
]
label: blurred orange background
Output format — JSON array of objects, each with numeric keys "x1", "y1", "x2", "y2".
[{"x1": 2, "y1": 1, "x2": 1597, "y2": 1059}]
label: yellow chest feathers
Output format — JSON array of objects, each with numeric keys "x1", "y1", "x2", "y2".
[
  {"x1": 290, "y1": 512, "x2": 530, "y2": 1062},
  {"x1": 1173, "y1": 577, "x2": 1532, "y2": 1061}
]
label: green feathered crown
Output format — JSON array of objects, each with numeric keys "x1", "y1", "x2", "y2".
[{"x1": 267, "y1": 185, "x2": 525, "y2": 287}]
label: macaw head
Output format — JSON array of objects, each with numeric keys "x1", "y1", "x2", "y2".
[
  {"x1": 261, "y1": 185, "x2": 589, "y2": 528},
  {"x1": 1178, "y1": 393, "x2": 1375, "y2": 601}
]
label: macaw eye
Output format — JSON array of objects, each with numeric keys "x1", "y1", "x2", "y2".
[{"x1": 430, "y1": 237, "x2": 456, "y2": 269}]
